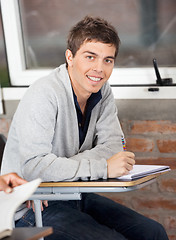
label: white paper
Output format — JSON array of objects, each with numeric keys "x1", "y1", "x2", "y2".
[
  {"x1": 0, "y1": 178, "x2": 41, "y2": 238},
  {"x1": 117, "y1": 165, "x2": 170, "y2": 180}
]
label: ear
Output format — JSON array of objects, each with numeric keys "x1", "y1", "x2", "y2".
[{"x1": 65, "y1": 49, "x2": 73, "y2": 67}]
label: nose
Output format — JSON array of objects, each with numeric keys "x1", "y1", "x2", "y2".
[{"x1": 93, "y1": 59, "x2": 103, "y2": 73}]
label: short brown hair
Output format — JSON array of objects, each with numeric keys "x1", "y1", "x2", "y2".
[{"x1": 67, "y1": 16, "x2": 120, "y2": 58}]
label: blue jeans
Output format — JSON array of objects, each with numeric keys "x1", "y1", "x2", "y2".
[{"x1": 16, "y1": 193, "x2": 168, "y2": 240}]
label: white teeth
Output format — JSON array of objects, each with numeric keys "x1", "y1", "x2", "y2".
[{"x1": 87, "y1": 76, "x2": 101, "y2": 82}]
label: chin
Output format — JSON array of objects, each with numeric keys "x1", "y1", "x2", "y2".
[{"x1": 90, "y1": 88, "x2": 100, "y2": 94}]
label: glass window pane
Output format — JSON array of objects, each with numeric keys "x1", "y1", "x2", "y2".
[
  {"x1": 19, "y1": 0, "x2": 176, "y2": 69},
  {"x1": 0, "y1": 6, "x2": 10, "y2": 87}
]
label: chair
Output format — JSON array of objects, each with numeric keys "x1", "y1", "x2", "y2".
[{"x1": 0, "y1": 134, "x2": 6, "y2": 170}]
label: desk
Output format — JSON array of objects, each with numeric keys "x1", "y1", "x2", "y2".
[
  {"x1": 30, "y1": 172, "x2": 164, "y2": 229},
  {"x1": 5, "y1": 227, "x2": 53, "y2": 240}
]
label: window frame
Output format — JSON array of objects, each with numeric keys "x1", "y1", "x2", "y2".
[{"x1": 1, "y1": 0, "x2": 176, "y2": 99}]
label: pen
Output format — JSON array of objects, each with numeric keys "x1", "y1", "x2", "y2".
[{"x1": 121, "y1": 136, "x2": 126, "y2": 151}]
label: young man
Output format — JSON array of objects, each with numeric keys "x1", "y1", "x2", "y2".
[{"x1": 1, "y1": 16, "x2": 168, "y2": 240}]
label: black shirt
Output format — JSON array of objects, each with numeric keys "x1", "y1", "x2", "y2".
[{"x1": 73, "y1": 89, "x2": 102, "y2": 147}]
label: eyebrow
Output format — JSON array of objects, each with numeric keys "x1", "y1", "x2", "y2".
[{"x1": 83, "y1": 51, "x2": 115, "y2": 60}]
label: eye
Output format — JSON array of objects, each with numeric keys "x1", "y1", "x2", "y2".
[
  {"x1": 105, "y1": 59, "x2": 113, "y2": 64},
  {"x1": 86, "y1": 56, "x2": 94, "y2": 60}
]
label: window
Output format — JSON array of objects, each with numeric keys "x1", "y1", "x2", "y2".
[
  {"x1": 0, "y1": 0, "x2": 176, "y2": 99},
  {"x1": 19, "y1": 0, "x2": 176, "y2": 69}
]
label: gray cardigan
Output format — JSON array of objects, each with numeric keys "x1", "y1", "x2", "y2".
[{"x1": 1, "y1": 64, "x2": 123, "y2": 181}]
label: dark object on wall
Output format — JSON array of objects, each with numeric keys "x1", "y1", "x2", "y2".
[{"x1": 153, "y1": 58, "x2": 173, "y2": 86}]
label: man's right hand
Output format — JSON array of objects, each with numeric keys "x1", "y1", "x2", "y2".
[{"x1": 107, "y1": 151, "x2": 135, "y2": 178}]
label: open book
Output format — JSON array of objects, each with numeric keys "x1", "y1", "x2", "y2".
[
  {"x1": 0, "y1": 178, "x2": 41, "y2": 239},
  {"x1": 117, "y1": 165, "x2": 170, "y2": 181}
]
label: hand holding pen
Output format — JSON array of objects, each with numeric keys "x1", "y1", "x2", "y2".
[{"x1": 106, "y1": 136, "x2": 135, "y2": 178}]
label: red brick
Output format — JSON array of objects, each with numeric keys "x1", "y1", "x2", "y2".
[
  {"x1": 130, "y1": 120, "x2": 176, "y2": 134},
  {"x1": 159, "y1": 178, "x2": 176, "y2": 193},
  {"x1": 138, "y1": 183, "x2": 154, "y2": 191},
  {"x1": 132, "y1": 197, "x2": 176, "y2": 211},
  {"x1": 157, "y1": 140, "x2": 176, "y2": 153},
  {"x1": 164, "y1": 216, "x2": 176, "y2": 229},
  {"x1": 126, "y1": 138, "x2": 154, "y2": 152},
  {"x1": 168, "y1": 235, "x2": 176, "y2": 240}
]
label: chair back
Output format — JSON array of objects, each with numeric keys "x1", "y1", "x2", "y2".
[{"x1": 0, "y1": 134, "x2": 6, "y2": 170}]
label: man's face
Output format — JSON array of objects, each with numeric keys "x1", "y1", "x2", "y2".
[{"x1": 66, "y1": 40, "x2": 116, "y2": 99}]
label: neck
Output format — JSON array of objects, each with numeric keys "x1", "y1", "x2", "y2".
[{"x1": 72, "y1": 85, "x2": 89, "y2": 114}]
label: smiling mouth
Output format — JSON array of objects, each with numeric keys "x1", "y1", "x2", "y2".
[{"x1": 87, "y1": 75, "x2": 102, "y2": 82}]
